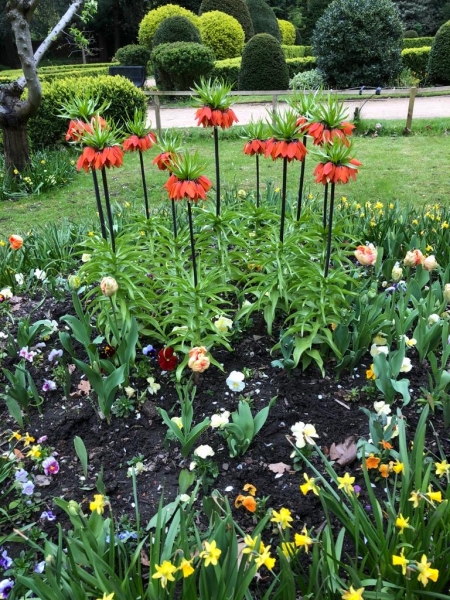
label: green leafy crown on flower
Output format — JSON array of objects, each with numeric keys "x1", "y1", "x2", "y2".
[
  {"x1": 191, "y1": 77, "x2": 236, "y2": 111},
  {"x1": 154, "y1": 130, "x2": 183, "y2": 154},
  {"x1": 78, "y1": 118, "x2": 123, "y2": 151},
  {"x1": 168, "y1": 150, "x2": 208, "y2": 181},
  {"x1": 312, "y1": 137, "x2": 358, "y2": 166},
  {"x1": 241, "y1": 118, "x2": 269, "y2": 141},
  {"x1": 308, "y1": 92, "x2": 349, "y2": 127},
  {"x1": 288, "y1": 89, "x2": 321, "y2": 118},
  {"x1": 57, "y1": 95, "x2": 110, "y2": 121},
  {"x1": 124, "y1": 109, "x2": 154, "y2": 138},
  {"x1": 267, "y1": 108, "x2": 303, "y2": 142}
]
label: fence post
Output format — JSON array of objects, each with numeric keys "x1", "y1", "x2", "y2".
[
  {"x1": 405, "y1": 86, "x2": 417, "y2": 131},
  {"x1": 154, "y1": 94, "x2": 162, "y2": 138},
  {"x1": 272, "y1": 94, "x2": 278, "y2": 124}
]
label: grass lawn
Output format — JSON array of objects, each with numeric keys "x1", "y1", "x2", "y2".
[{"x1": 1, "y1": 126, "x2": 449, "y2": 233}]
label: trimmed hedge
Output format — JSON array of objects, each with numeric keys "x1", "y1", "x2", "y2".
[
  {"x1": 0, "y1": 64, "x2": 113, "y2": 85},
  {"x1": 245, "y1": 0, "x2": 281, "y2": 41},
  {"x1": 28, "y1": 75, "x2": 146, "y2": 149},
  {"x1": 286, "y1": 56, "x2": 317, "y2": 78},
  {"x1": 428, "y1": 21, "x2": 450, "y2": 84},
  {"x1": 199, "y1": 0, "x2": 254, "y2": 42},
  {"x1": 198, "y1": 11, "x2": 245, "y2": 60},
  {"x1": 277, "y1": 19, "x2": 296, "y2": 45},
  {"x1": 211, "y1": 57, "x2": 241, "y2": 88},
  {"x1": 282, "y1": 45, "x2": 306, "y2": 58},
  {"x1": 401, "y1": 47, "x2": 431, "y2": 82},
  {"x1": 239, "y1": 33, "x2": 288, "y2": 90},
  {"x1": 151, "y1": 41, "x2": 215, "y2": 90},
  {"x1": 153, "y1": 15, "x2": 202, "y2": 47},
  {"x1": 114, "y1": 45, "x2": 151, "y2": 67},
  {"x1": 138, "y1": 4, "x2": 199, "y2": 49},
  {"x1": 403, "y1": 36, "x2": 434, "y2": 48}
]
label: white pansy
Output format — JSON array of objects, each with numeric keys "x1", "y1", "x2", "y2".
[
  {"x1": 0, "y1": 287, "x2": 13, "y2": 299},
  {"x1": 34, "y1": 268, "x2": 47, "y2": 281},
  {"x1": 428, "y1": 313, "x2": 440, "y2": 326},
  {"x1": 147, "y1": 377, "x2": 161, "y2": 395},
  {"x1": 370, "y1": 344, "x2": 389, "y2": 357},
  {"x1": 373, "y1": 400, "x2": 391, "y2": 416},
  {"x1": 194, "y1": 445, "x2": 215, "y2": 459},
  {"x1": 400, "y1": 357, "x2": 412, "y2": 373},
  {"x1": 214, "y1": 316, "x2": 233, "y2": 333},
  {"x1": 210, "y1": 411, "x2": 230, "y2": 428},
  {"x1": 291, "y1": 422, "x2": 319, "y2": 449},
  {"x1": 226, "y1": 371, "x2": 245, "y2": 392},
  {"x1": 14, "y1": 273, "x2": 24, "y2": 286}
]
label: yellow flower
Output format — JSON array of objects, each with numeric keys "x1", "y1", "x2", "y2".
[
  {"x1": 125, "y1": 201, "x2": 131, "y2": 208},
  {"x1": 254, "y1": 545, "x2": 276, "y2": 570},
  {"x1": 416, "y1": 554, "x2": 439, "y2": 587},
  {"x1": 200, "y1": 540, "x2": 221, "y2": 567},
  {"x1": 341, "y1": 196, "x2": 347, "y2": 202},
  {"x1": 395, "y1": 513, "x2": 410, "y2": 534},
  {"x1": 13, "y1": 169, "x2": 19, "y2": 175},
  {"x1": 140, "y1": 230, "x2": 145, "y2": 236},
  {"x1": 90, "y1": 494, "x2": 106, "y2": 515},
  {"x1": 179, "y1": 557, "x2": 194, "y2": 578},
  {"x1": 308, "y1": 193, "x2": 313, "y2": 199},
  {"x1": 442, "y1": 221, "x2": 449, "y2": 229},
  {"x1": 435, "y1": 460, "x2": 450, "y2": 477},
  {"x1": 341, "y1": 585, "x2": 365, "y2": 600},
  {"x1": 392, "y1": 461, "x2": 405, "y2": 475},
  {"x1": 409, "y1": 490, "x2": 421, "y2": 508},
  {"x1": 152, "y1": 560, "x2": 177, "y2": 588},
  {"x1": 412, "y1": 219, "x2": 419, "y2": 225},
  {"x1": 40, "y1": 159, "x2": 46, "y2": 164},
  {"x1": 9, "y1": 431, "x2": 22, "y2": 441},
  {"x1": 426, "y1": 485, "x2": 442, "y2": 504},
  {"x1": 281, "y1": 542, "x2": 296, "y2": 558},
  {"x1": 0, "y1": 240, "x2": 5, "y2": 246},
  {"x1": 300, "y1": 473, "x2": 320, "y2": 496},
  {"x1": 426, "y1": 245, "x2": 434, "y2": 252},
  {"x1": 271, "y1": 507, "x2": 293, "y2": 529},
  {"x1": 27, "y1": 445, "x2": 41, "y2": 459},
  {"x1": 392, "y1": 548, "x2": 409, "y2": 575},
  {"x1": 366, "y1": 365, "x2": 376, "y2": 380},
  {"x1": 294, "y1": 526, "x2": 313, "y2": 553},
  {"x1": 243, "y1": 483, "x2": 257, "y2": 496},
  {"x1": 242, "y1": 534, "x2": 265, "y2": 556},
  {"x1": 171, "y1": 416, "x2": 183, "y2": 429},
  {"x1": 87, "y1": 231, "x2": 94, "y2": 237},
  {"x1": 96, "y1": 594, "x2": 114, "y2": 600},
  {"x1": 355, "y1": 203, "x2": 361, "y2": 209},
  {"x1": 337, "y1": 472, "x2": 355, "y2": 494},
  {"x1": 22, "y1": 432, "x2": 35, "y2": 446},
  {"x1": 374, "y1": 201, "x2": 383, "y2": 210},
  {"x1": 389, "y1": 203, "x2": 394, "y2": 209}
]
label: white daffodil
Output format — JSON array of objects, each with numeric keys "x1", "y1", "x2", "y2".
[
  {"x1": 214, "y1": 316, "x2": 233, "y2": 333},
  {"x1": 400, "y1": 357, "x2": 412, "y2": 373},
  {"x1": 373, "y1": 400, "x2": 391, "y2": 416},
  {"x1": 291, "y1": 422, "x2": 319, "y2": 449}
]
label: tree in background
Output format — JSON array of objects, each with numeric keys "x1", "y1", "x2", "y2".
[
  {"x1": 391, "y1": 0, "x2": 448, "y2": 36},
  {"x1": 301, "y1": 0, "x2": 331, "y2": 43},
  {"x1": 0, "y1": 0, "x2": 96, "y2": 171}
]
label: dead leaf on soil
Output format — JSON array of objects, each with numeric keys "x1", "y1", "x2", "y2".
[
  {"x1": 268, "y1": 462, "x2": 291, "y2": 475},
  {"x1": 34, "y1": 475, "x2": 52, "y2": 486},
  {"x1": 13, "y1": 449, "x2": 24, "y2": 459},
  {"x1": 329, "y1": 436, "x2": 357, "y2": 467},
  {"x1": 70, "y1": 379, "x2": 91, "y2": 397}
]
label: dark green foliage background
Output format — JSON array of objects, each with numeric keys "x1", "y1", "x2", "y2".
[
  {"x1": 245, "y1": 0, "x2": 281, "y2": 41},
  {"x1": 153, "y1": 15, "x2": 202, "y2": 47},
  {"x1": 151, "y1": 41, "x2": 215, "y2": 90}
]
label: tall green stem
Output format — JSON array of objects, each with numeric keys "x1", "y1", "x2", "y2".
[
  {"x1": 296, "y1": 135, "x2": 308, "y2": 221},
  {"x1": 101, "y1": 168, "x2": 115, "y2": 252},
  {"x1": 213, "y1": 126, "x2": 221, "y2": 217},
  {"x1": 323, "y1": 182, "x2": 329, "y2": 230},
  {"x1": 187, "y1": 201, "x2": 198, "y2": 288},
  {"x1": 256, "y1": 153, "x2": 260, "y2": 208},
  {"x1": 324, "y1": 182, "x2": 335, "y2": 278},
  {"x1": 92, "y1": 170, "x2": 107, "y2": 240},
  {"x1": 280, "y1": 157, "x2": 288, "y2": 244},
  {"x1": 171, "y1": 199, "x2": 177, "y2": 239},
  {"x1": 138, "y1": 150, "x2": 149, "y2": 219}
]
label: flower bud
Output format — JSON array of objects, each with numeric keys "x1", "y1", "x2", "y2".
[
  {"x1": 100, "y1": 276, "x2": 118, "y2": 297},
  {"x1": 391, "y1": 262, "x2": 403, "y2": 282},
  {"x1": 81, "y1": 253, "x2": 91, "y2": 262},
  {"x1": 68, "y1": 275, "x2": 81, "y2": 290},
  {"x1": 9, "y1": 234, "x2": 23, "y2": 250},
  {"x1": 444, "y1": 283, "x2": 450, "y2": 304},
  {"x1": 423, "y1": 254, "x2": 438, "y2": 271},
  {"x1": 67, "y1": 500, "x2": 81, "y2": 516}
]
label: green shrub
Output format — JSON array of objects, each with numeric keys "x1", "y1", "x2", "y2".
[
  {"x1": 153, "y1": 15, "x2": 202, "y2": 47},
  {"x1": 28, "y1": 76, "x2": 146, "y2": 149},
  {"x1": 282, "y1": 45, "x2": 305, "y2": 58},
  {"x1": 286, "y1": 56, "x2": 317, "y2": 78},
  {"x1": 303, "y1": 45, "x2": 313, "y2": 57},
  {"x1": 289, "y1": 68, "x2": 324, "y2": 89},
  {"x1": 428, "y1": 20, "x2": 450, "y2": 84},
  {"x1": 138, "y1": 4, "x2": 199, "y2": 49},
  {"x1": 198, "y1": 11, "x2": 245, "y2": 60},
  {"x1": 0, "y1": 64, "x2": 113, "y2": 85},
  {"x1": 238, "y1": 33, "x2": 288, "y2": 90},
  {"x1": 403, "y1": 36, "x2": 434, "y2": 48},
  {"x1": 245, "y1": 0, "x2": 281, "y2": 41},
  {"x1": 199, "y1": 0, "x2": 254, "y2": 42},
  {"x1": 314, "y1": 0, "x2": 403, "y2": 88},
  {"x1": 151, "y1": 41, "x2": 215, "y2": 90},
  {"x1": 277, "y1": 19, "x2": 296, "y2": 45},
  {"x1": 114, "y1": 44, "x2": 151, "y2": 67},
  {"x1": 404, "y1": 29, "x2": 419, "y2": 38},
  {"x1": 401, "y1": 47, "x2": 431, "y2": 82},
  {"x1": 211, "y1": 57, "x2": 241, "y2": 88}
]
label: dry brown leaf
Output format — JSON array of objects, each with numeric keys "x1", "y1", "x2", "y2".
[
  {"x1": 70, "y1": 379, "x2": 91, "y2": 397},
  {"x1": 329, "y1": 436, "x2": 357, "y2": 467},
  {"x1": 68, "y1": 364, "x2": 76, "y2": 374},
  {"x1": 140, "y1": 549, "x2": 150, "y2": 566},
  {"x1": 268, "y1": 462, "x2": 291, "y2": 475}
]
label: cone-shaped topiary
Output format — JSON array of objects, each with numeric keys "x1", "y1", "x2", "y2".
[
  {"x1": 138, "y1": 4, "x2": 199, "y2": 49},
  {"x1": 198, "y1": 11, "x2": 245, "y2": 60},
  {"x1": 153, "y1": 15, "x2": 202, "y2": 48},
  {"x1": 427, "y1": 20, "x2": 450, "y2": 84},
  {"x1": 199, "y1": 0, "x2": 254, "y2": 42},
  {"x1": 245, "y1": 0, "x2": 281, "y2": 41},
  {"x1": 313, "y1": 0, "x2": 403, "y2": 88},
  {"x1": 238, "y1": 33, "x2": 289, "y2": 90}
]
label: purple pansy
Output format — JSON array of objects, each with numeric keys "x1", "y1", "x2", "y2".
[
  {"x1": 39, "y1": 511, "x2": 56, "y2": 521},
  {"x1": 48, "y1": 349, "x2": 63, "y2": 362},
  {"x1": 42, "y1": 380, "x2": 56, "y2": 392},
  {"x1": 21, "y1": 481, "x2": 35, "y2": 496},
  {"x1": 42, "y1": 457, "x2": 59, "y2": 476},
  {"x1": 0, "y1": 549, "x2": 12, "y2": 571},
  {"x1": 0, "y1": 579, "x2": 14, "y2": 599},
  {"x1": 14, "y1": 469, "x2": 29, "y2": 483}
]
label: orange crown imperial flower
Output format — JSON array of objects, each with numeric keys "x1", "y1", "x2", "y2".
[
  {"x1": 307, "y1": 93, "x2": 355, "y2": 146},
  {"x1": 123, "y1": 133, "x2": 157, "y2": 153},
  {"x1": 312, "y1": 138, "x2": 362, "y2": 186},
  {"x1": 164, "y1": 151, "x2": 212, "y2": 203},
  {"x1": 265, "y1": 138, "x2": 307, "y2": 162},
  {"x1": 192, "y1": 77, "x2": 238, "y2": 129},
  {"x1": 75, "y1": 119, "x2": 124, "y2": 172},
  {"x1": 242, "y1": 119, "x2": 269, "y2": 156},
  {"x1": 265, "y1": 108, "x2": 308, "y2": 162},
  {"x1": 123, "y1": 110, "x2": 157, "y2": 152},
  {"x1": 152, "y1": 131, "x2": 183, "y2": 171},
  {"x1": 195, "y1": 106, "x2": 239, "y2": 129}
]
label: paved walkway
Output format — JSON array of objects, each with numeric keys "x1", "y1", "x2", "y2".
[{"x1": 147, "y1": 95, "x2": 450, "y2": 130}]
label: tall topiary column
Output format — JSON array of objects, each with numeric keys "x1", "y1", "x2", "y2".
[
  {"x1": 238, "y1": 33, "x2": 289, "y2": 90},
  {"x1": 427, "y1": 20, "x2": 450, "y2": 84}
]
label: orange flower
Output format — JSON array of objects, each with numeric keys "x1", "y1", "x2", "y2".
[
  {"x1": 76, "y1": 145, "x2": 124, "y2": 172},
  {"x1": 65, "y1": 119, "x2": 92, "y2": 142},
  {"x1": 123, "y1": 132, "x2": 157, "y2": 152},
  {"x1": 296, "y1": 115, "x2": 310, "y2": 133},
  {"x1": 264, "y1": 138, "x2": 307, "y2": 162},
  {"x1": 153, "y1": 151, "x2": 177, "y2": 171},
  {"x1": 243, "y1": 483, "x2": 257, "y2": 496},
  {"x1": 379, "y1": 463, "x2": 391, "y2": 478},
  {"x1": 380, "y1": 440, "x2": 393, "y2": 450},
  {"x1": 164, "y1": 174, "x2": 212, "y2": 203},
  {"x1": 235, "y1": 494, "x2": 257, "y2": 512},
  {"x1": 243, "y1": 139, "x2": 266, "y2": 156},
  {"x1": 365, "y1": 454, "x2": 381, "y2": 469},
  {"x1": 9, "y1": 234, "x2": 23, "y2": 250},
  {"x1": 188, "y1": 346, "x2": 210, "y2": 373},
  {"x1": 195, "y1": 106, "x2": 238, "y2": 129},
  {"x1": 308, "y1": 121, "x2": 355, "y2": 146},
  {"x1": 313, "y1": 158, "x2": 362, "y2": 185}
]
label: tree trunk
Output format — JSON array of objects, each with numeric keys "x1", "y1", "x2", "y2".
[{"x1": 1, "y1": 121, "x2": 30, "y2": 172}]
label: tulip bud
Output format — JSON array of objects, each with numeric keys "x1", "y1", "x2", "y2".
[
  {"x1": 68, "y1": 275, "x2": 81, "y2": 290},
  {"x1": 67, "y1": 500, "x2": 81, "y2": 516},
  {"x1": 423, "y1": 254, "x2": 438, "y2": 271},
  {"x1": 9, "y1": 234, "x2": 23, "y2": 250},
  {"x1": 100, "y1": 276, "x2": 118, "y2": 297},
  {"x1": 444, "y1": 283, "x2": 450, "y2": 304},
  {"x1": 391, "y1": 262, "x2": 403, "y2": 282}
]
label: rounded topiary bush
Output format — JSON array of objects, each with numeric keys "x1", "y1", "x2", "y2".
[
  {"x1": 28, "y1": 76, "x2": 146, "y2": 148},
  {"x1": 199, "y1": 0, "x2": 254, "y2": 42},
  {"x1": 427, "y1": 20, "x2": 450, "y2": 84},
  {"x1": 114, "y1": 44, "x2": 151, "y2": 66},
  {"x1": 198, "y1": 11, "x2": 245, "y2": 60},
  {"x1": 277, "y1": 19, "x2": 296, "y2": 45},
  {"x1": 151, "y1": 41, "x2": 215, "y2": 90},
  {"x1": 138, "y1": 4, "x2": 199, "y2": 49},
  {"x1": 313, "y1": 0, "x2": 403, "y2": 88},
  {"x1": 245, "y1": 0, "x2": 281, "y2": 41},
  {"x1": 153, "y1": 15, "x2": 202, "y2": 48},
  {"x1": 238, "y1": 33, "x2": 289, "y2": 90},
  {"x1": 404, "y1": 29, "x2": 419, "y2": 38}
]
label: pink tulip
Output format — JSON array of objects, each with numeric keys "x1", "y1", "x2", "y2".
[{"x1": 354, "y1": 243, "x2": 377, "y2": 266}]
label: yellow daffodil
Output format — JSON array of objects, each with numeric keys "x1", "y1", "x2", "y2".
[
  {"x1": 254, "y1": 545, "x2": 276, "y2": 570},
  {"x1": 179, "y1": 557, "x2": 194, "y2": 578},
  {"x1": 392, "y1": 548, "x2": 409, "y2": 575},
  {"x1": 337, "y1": 473, "x2": 355, "y2": 494},
  {"x1": 294, "y1": 526, "x2": 313, "y2": 553},
  {"x1": 242, "y1": 535, "x2": 265, "y2": 555},
  {"x1": 9, "y1": 431, "x2": 22, "y2": 441},
  {"x1": 281, "y1": 542, "x2": 297, "y2": 559},
  {"x1": 200, "y1": 540, "x2": 221, "y2": 567},
  {"x1": 152, "y1": 560, "x2": 177, "y2": 588},
  {"x1": 366, "y1": 365, "x2": 376, "y2": 380},
  {"x1": 96, "y1": 594, "x2": 114, "y2": 600},
  {"x1": 435, "y1": 460, "x2": 450, "y2": 477},
  {"x1": 22, "y1": 432, "x2": 35, "y2": 446},
  {"x1": 90, "y1": 494, "x2": 106, "y2": 515},
  {"x1": 392, "y1": 461, "x2": 405, "y2": 475},
  {"x1": 271, "y1": 507, "x2": 293, "y2": 529},
  {"x1": 27, "y1": 445, "x2": 41, "y2": 459},
  {"x1": 409, "y1": 490, "x2": 421, "y2": 508},
  {"x1": 426, "y1": 485, "x2": 442, "y2": 504},
  {"x1": 395, "y1": 513, "x2": 410, "y2": 534},
  {"x1": 416, "y1": 554, "x2": 439, "y2": 587},
  {"x1": 341, "y1": 585, "x2": 365, "y2": 600},
  {"x1": 300, "y1": 473, "x2": 320, "y2": 496}
]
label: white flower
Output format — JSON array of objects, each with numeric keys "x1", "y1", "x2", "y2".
[
  {"x1": 127, "y1": 462, "x2": 146, "y2": 477},
  {"x1": 428, "y1": 313, "x2": 440, "y2": 326},
  {"x1": 147, "y1": 377, "x2": 161, "y2": 395},
  {"x1": 14, "y1": 273, "x2": 24, "y2": 286},
  {"x1": 210, "y1": 411, "x2": 230, "y2": 428},
  {"x1": 373, "y1": 400, "x2": 391, "y2": 416},
  {"x1": 189, "y1": 461, "x2": 197, "y2": 471},
  {"x1": 194, "y1": 445, "x2": 215, "y2": 459},
  {"x1": 403, "y1": 336, "x2": 417, "y2": 347},
  {"x1": 171, "y1": 416, "x2": 183, "y2": 429},
  {"x1": 370, "y1": 343, "x2": 389, "y2": 357},
  {"x1": 226, "y1": 371, "x2": 245, "y2": 392},
  {"x1": 400, "y1": 357, "x2": 412, "y2": 373},
  {"x1": 34, "y1": 268, "x2": 47, "y2": 281},
  {"x1": 81, "y1": 253, "x2": 91, "y2": 262},
  {"x1": 291, "y1": 422, "x2": 319, "y2": 449},
  {"x1": 214, "y1": 316, "x2": 233, "y2": 333},
  {"x1": 391, "y1": 262, "x2": 403, "y2": 282},
  {"x1": 0, "y1": 287, "x2": 13, "y2": 299},
  {"x1": 171, "y1": 325, "x2": 188, "y2": 334},
  {"x1": 124, "y1": 386, "x2": 135, "y2": 398},
  {"x1": 179, "y1": 494, "x2": 190, "y2": 502}
]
